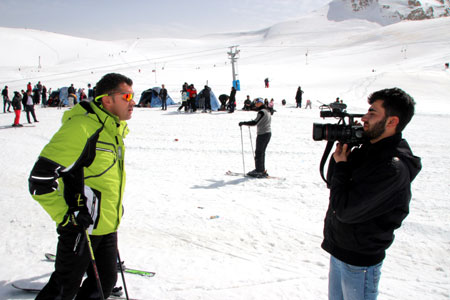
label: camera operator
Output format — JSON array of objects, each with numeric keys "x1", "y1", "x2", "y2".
[{"x1": 322, "y1": 88, "x2": 422, "y2": 300}]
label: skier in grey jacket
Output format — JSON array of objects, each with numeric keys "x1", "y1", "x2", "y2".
[{"x1": 239, "y1": 98, "x2": 272, "y2": 177}]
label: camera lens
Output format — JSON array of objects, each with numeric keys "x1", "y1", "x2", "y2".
[{"x1": 313, "y1": 123, "x2": 325, "y2": 141}]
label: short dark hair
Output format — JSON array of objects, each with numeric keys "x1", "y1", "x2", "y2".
[
  {"x1": 368, "y1": 88, "x2": 415, "y2": 133},
  {"x1": 95, "y1": 73, "x2": 133, "y2": 100}
]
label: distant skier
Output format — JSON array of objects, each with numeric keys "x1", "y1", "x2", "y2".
[
  {"x1": 295, "y1": 86, "x2": 304, "y2": 108},
  {"x1": 68, "y1": 84, "x2": 76, "y2": 107},
  {"x1": 159, "y1": 84, "x2": 168, "y2": 110},
  {"x1": 87, "y1": 83, "x2": 94, "y2": 101},
  {"x1": 228, "y1": 86, "x2": 236, "y2": 113},
  {"x1": 239, "y1": 98, "x2": 272, "y2": 178},
  {"x1": 305, "y1": 99, "x2": 312, "y2": 109},
  {"x1": 264, "y1": 78, "x2": 269, "y2": 88},
  {"x1": 203, "y1": 85, "x2": 211, "y2": 112},
  {"x1": 187, "y1": 84, "x2": 197, "y2": 112},
  {"x1": 11, "y1": 91, "x2": 23, "y2": 127},
  {"x1": 24, "y1": 90, "x2": 38, "y2": 123},
  {"x1": 2, "y1": 85, "x2": 11, "y2": 113}
]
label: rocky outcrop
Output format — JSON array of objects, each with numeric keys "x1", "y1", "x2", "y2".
[{"x1": 328, "y1": 0, "x2": 450, "y2": 24}]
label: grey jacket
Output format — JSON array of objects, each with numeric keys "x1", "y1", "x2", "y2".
[{"x1": 241, "y1": 107, "x2": 271, "y2": 135}]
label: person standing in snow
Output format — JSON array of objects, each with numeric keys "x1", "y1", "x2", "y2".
[
  {"x1": 203, "y1": 85, "x2": 211, "y2": 112},
  {"x1": 24, "y1": 90, "x2": 39, "y2": 123},
  {"x1": 2, "y1": 85, "x2": 11, "y2": 113},
  {"x1": 322, "y1": 88, "x2": 422, "y2": 300},
  {"x1": 11, "y1": 91, "x2": 23, "y2": 127},
  {"x1": 178, "y1": 86, "x2": 189, "y2": 112},
  {"x1": 68, "y1": 83, "x2": 77, "y2": 107},
  {"x1": 88, "y1": 83, "x2": 94, "y2": 101},
  {"x1": 295, "y1": 86, "x2": 304, "y2": 108},
  {"x1": 159, "y1": 84, "x2": 168, "y2": 110},
  {"x1": 36, "y1": 81, "x2": 43, "y2": 103},
  {"x1": 239, "y1": 98, "x2": 272, "y2": 178},
  {"x1": 21, "y1": 90, "x2": 27, "y2": 111},
  {"x1": 228, "y1": 86, "x2": 236, "y2": 113},
  {"x1": 29, "y1": 73, "x2": 135, "y2": 300},
  {"x1": 187, "y1": 84, "x2": 197, "y2": 112},
  {"x1": 42, "y1": 85, "x2": 48, "y2": 107},
  {"x1": 264, "y1": 77, "x2": 269, "y2": 88}
]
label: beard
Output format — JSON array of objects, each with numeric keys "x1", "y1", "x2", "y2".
[{"x1": 363, "y1": 117, "x2": 387, "y2": 140}]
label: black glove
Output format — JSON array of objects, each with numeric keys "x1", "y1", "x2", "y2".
[
  {"x1": 67, "y1": 193, "x2": 93, "y2": 230},
  {"x1": 74, "y1": 209, "x2": 93, "y2": 229},
  {"x1": 239, "y1": 122, "x2": 244, "y2": 127}
]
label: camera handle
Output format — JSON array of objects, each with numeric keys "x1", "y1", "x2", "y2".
[{"x1": 319, "y1": 140, "x2": 335, "y2": 186}]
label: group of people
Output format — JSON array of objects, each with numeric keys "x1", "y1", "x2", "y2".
[
  {"x1": 48, "y1": 84, "x2": 94, "y2": 108},
  {"x1": 3, "y1": 84, "x2": 40, "y2": 126},
  {"x1": 242, "y1": 95, "x2": 274, "y2": 112},
  {"x1": 3, "y1": 81, "x2": 98, "y2": 127},
  {"x1": 178, "y1": 82, "x2": 214, "y2": 113},
  {"x1": 178, "y1": 83, "x2": 197, "y2": 112},
  {"x1": 27, "y1": 72, "x2": 421, "y2": 300}
]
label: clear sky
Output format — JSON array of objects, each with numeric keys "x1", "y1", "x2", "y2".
[{"x1": 0, "y1": 0, "x2": 331, "y2": 40}]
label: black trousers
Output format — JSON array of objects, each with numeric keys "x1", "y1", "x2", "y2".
[
  {"x1": 3, "y1": 97, "x2": 11, "y2": 112},
  {"x1": 25, "y1": 105, "x2": 37, "y2": 123},
  {"x1": 36, "y1": 225, "x2": 118, "y2": 300},
  {"x1": 255, "y1": 132, "x2": 271, "y2": 172},
  {"x1": 189, "y1": 97, "x2": 197, "y2": 111}
]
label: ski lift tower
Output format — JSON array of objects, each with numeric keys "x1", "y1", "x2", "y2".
[{"x1": 227, "y1": 45, "x2": 240, "y2": 90}]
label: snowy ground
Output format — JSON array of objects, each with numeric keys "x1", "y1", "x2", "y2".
[{"x1": 0, "y1": 6, "x2": 450, "y2": 300}]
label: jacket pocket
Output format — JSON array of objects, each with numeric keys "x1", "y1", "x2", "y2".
[{"x1": 85, "y1": 141, "x2": 117, "y2": 179}]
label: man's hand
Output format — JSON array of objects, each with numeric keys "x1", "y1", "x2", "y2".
[
  {"x1": 68, "y1": 193, "x2": 93, "y2": 230},
  {"x1": 239, "y1": 122, "x2": 244, "y2": 127},
  {"x1": 74, "y1": 209, "x2": 93, "y2": 229},
  {"x1": 333, "y1": 143, "x2": 351, "y2": 163}
]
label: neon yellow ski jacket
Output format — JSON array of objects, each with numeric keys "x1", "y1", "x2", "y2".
[{"x1": 29, "y1": 101, "x2": 129, "y2": 235}]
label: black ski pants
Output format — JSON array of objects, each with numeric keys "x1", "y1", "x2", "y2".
[
  {"x1": 255, "y1": 132, "x2": 271, "y2": 172},
  {"x1": 25, "y1": 105, "x2": 38, "y2": 123},
  {"x1": 36, "y1": 225, "x2": 118, "y2": 300},
  {"x1": 3, "y1": 96, "x2": 11, "y2": 112}
]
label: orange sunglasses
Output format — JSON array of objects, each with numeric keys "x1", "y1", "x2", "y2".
[{"x1": 95, "y1": 93, "x2": 134, "y2": 102}]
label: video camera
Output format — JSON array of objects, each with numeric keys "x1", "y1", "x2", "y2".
[{"x1": 312, "y1": 102, "x2": 365, "y2": 184}]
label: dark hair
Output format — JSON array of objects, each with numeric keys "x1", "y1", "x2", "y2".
[
  {"x1": 368, "y1": 87, "x2": 415, "y2": 133},
  {"x1": 95, "y1": 73, "x2": 133, "y2": 100}
]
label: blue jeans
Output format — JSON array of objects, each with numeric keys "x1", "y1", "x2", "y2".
[{"x1": 328, "y1": 255, "x2": 382, "y2": 300}]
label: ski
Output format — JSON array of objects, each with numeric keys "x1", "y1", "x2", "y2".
[
  {"x1": 225, "y1": 170, "x2": 285, "y2": 180},
  {"x1": 45, "y1": 253, "x2": 156, "y2": 278},
  {"x1": 11, "y1": 283, "x2": 139, "y2": 300}
]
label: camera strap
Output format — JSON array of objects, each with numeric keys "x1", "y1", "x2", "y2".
[{"x1": 320, "y1": 141, "x2": 335, "y2": 185}]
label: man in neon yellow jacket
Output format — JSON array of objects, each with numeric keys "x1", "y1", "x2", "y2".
[{"x1": 29, "y1": 73, "x2": 135, "y2": 300}]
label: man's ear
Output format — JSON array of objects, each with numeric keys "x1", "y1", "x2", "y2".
[
  {"x1": 386, "y1": 116, "x2": 399, "y2": 129},
  {"x1": 101, "y1": 96, "x2": 112, "y2": 108}
]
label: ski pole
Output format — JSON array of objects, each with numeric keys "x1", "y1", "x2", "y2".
[
  {"x1": 240, "y1": 126, "x2": 246, "y2": 175},
  {"x1": 248, "y1": 127, "x2": 255, "y2": 159},
  {"x1": 84, "y1": 230, "x2": 105, "y2": 300},
  {"x1": 117, "y1": 250, "x2": 130, "y2": 300}
]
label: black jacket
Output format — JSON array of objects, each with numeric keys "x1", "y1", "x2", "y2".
[
  {"x1": 12, "y1": 93, "x2": 22, "y2": 110},
  {"x1": 322, "y1": 133, "x2": 421, "y2": 266},
  {"x1": 159, "y1": 88, "x2": 167, "y2": 100}
]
